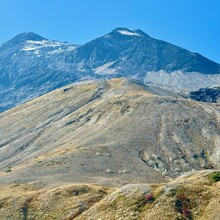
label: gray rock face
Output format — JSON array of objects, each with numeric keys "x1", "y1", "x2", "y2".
[{"x1": 0, "y1": 28, "x2": 220, "y2": 112}]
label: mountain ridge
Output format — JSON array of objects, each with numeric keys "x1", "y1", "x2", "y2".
[
  {"x1": 4, "y1": 32, "x2": 47, "y2": 45},
  {"x1": 0, "y1": 27, "x2": 220, "y2": 112}
]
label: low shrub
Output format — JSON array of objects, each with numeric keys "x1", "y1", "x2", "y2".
[
  {"x1": 174, "y1": 193, "x2": 193, "y2": 219},
  {"x1": 145, "y1": 194, "x2": 154, "y2": 203},
  {"x1": 209, "y1": 171, "x2": 220, "y2": 182},
  {"x1": 182, "y1": 207, "x2": 191, "y2": 218}
]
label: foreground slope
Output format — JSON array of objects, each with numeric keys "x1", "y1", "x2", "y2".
[
  {"x1": 0, "y1": 170, "x2": 219, "y2": 219},
  {"x1": 0, "y1": 78, "x2": 220, "y2": 187},
  {"x1": 77, "y1": 170, "x2": 220, "y2": 220}
]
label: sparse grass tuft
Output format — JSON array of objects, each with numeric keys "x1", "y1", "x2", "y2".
[{"x1": 4, "y1": 166, "x2": 11, "y2": 173}]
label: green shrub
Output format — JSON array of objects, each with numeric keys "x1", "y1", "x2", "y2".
[{"x1": 209, "y1": 171, "x2": 220, "y2": 182}]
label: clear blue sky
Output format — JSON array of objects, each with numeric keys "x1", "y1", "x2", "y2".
[{"x1": 0, "y1": 0, "x2": 219, "y2": 63}]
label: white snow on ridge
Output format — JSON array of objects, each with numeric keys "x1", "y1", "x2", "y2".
[
  {"x1": 22, "y1": 40, "x2": 73, "y2": 51},
  {"x1": 26, "y1": 40, "x2": 68, "y2": 46},
  {"x1": 47, "y1": 46, "x2": 77, "y2": 55},
  {"x1": 23, "y1": 46, "x2": 40, "y2": 51},
  {"x1": 117, "y1": 30, "x2": 141, "y2": 36}
]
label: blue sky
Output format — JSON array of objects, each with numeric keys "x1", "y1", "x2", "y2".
[{"x1": 0, "y1": 0, "x2": 219, "y2": 63}]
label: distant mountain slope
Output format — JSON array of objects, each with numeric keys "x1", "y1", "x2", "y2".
[
  {"x1": 0, "y1": 28, "x2": 220, "y2": 112},
  {"x1": 69, "y1": 27, "x2": 220, "y2": 75},
  {"x1": 0, "y1": 78, "x2": 219, "y2": 187},
  {"x1": 0, "y1": 32, "x2": 81, "y2": 111}
]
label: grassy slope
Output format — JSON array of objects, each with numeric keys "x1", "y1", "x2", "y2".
[{"x1": 0, "y1": 171, "x2": 219, "y2": 219}]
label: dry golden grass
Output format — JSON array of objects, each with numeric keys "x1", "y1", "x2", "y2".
[
  {"x1": 0, "y1": 167, "x2": 219, "y2": 219},
  {"x1": 77, "y1": 170, "x2": 220, "y2": 220},
  {"x1": 0, "y1": 182, "x2": 114, "y2": 220}
]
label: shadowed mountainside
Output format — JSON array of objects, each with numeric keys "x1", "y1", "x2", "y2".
[{"x1": 189, "y1": 87, "x2": 220, "y2": 103}]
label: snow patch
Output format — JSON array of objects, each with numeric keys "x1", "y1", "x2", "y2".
[
  {"x1": 47, "y1": 46, "x2": 76, "y2": 55},
  {"x1": 117, "y1": 30, "x2": 141, "y2": 36},
  {"x1": 22, "y1": 40, "x2": 74, "y2": 52}
]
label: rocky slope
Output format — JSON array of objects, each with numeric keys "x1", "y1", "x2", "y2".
[
  {"x1": 0, "y1": 78, "x2": 220, "y2": 187},
  {"x1": 1, "y1": 28, "x2": 220, "y2": 112}
]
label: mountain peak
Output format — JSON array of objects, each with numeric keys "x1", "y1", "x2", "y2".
[
  {"x1": 110, "y1": 27, "x2": 148, "y2": 37},
  {"x1": 8, "y1": 32, "x2": 46, "y2": 44}
]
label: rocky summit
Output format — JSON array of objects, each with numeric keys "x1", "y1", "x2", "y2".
[{"x1": 1, "y1": 28, "x2": 220, "y2": 112}]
